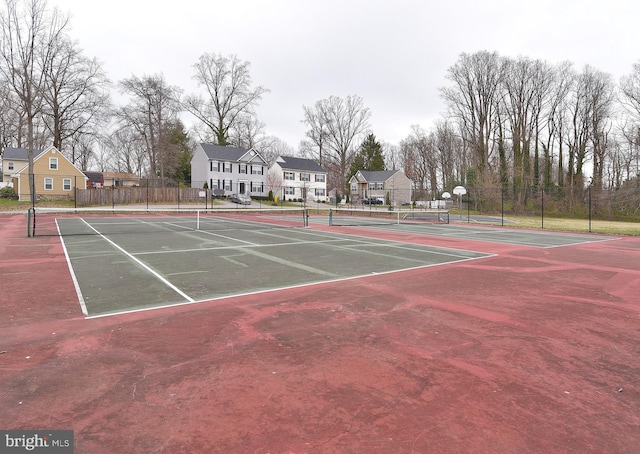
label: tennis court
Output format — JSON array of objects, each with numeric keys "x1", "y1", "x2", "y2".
[
  {"x1": 46, "y1": 208, "x2": 490, "y2": 317},
  {"x1": 326, "y1": 219, "x2": 615, "y2": 248},
  {"x1": 2, "y1": 208, "x2": 638, "y2": 453}
]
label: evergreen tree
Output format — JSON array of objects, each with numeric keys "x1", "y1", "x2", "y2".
[
  {"x1": 164, "y1": 120, "x2": 192, "y2": 183},
  {"x1": 347, "y1": 133, "x2": 385, "y2": 182}
]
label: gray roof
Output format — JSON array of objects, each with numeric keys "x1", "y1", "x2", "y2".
[
  {"x1": 358, "y1": 170, "x2": 398, "y2": 182},
  {"x1": 277, "y1": 156, "x2": 326, "y2": 173},
  {"x1": 2, "y1": 147, "x2": 45, "y2": 160},
  {"x1": 200, "y1": 143, "x2": 260, "y2": 162},
  {"x1": 83, "y1": 171, "x2": 104, "y2": 183}
]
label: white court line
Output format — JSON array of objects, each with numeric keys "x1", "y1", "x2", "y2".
[
  {"x1": 84, "y1": 253, "x2": 492, "y2": 320},
  {"x1": 193, "y1": 227, "x2": 259, "y2": 246},
  {"x1": 368, "y1": 222, "x2": 618, "y2": 248},
  {"x1": 130, "y1": 232, "x2": 478, "y2": 261},
  {"x1": 297, "y1": 227, "x2": 488, "y2": 259},
  {"x1": 79, "y1": 219, "x2": 195, "y2": 303},
  {"x1": 56, "y1": 219, "x2": 88, "y2": 316},
  {"x1": 132, "y1": 238, "x2": 348, "y2": 256}
]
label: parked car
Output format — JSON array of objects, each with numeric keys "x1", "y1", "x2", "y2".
[
  {"x1": 231, "y1": 193, "x2": 252, "y2": 205},
  {"x1": 363, "y1": 197, "x2": 383, "y2": 205}
]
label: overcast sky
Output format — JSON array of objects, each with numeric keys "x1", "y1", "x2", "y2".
[{"x1": 52, "y1": 0, "x2": 640, "y2": 149}]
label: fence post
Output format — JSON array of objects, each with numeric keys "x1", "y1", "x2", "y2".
[
  {"x1": 541, "y1": 188, "x2": 544, "y2": 230},
  {"x1": 501, "y1": 189, "x2": 504, "y2": 226},
  {"x1": 588, "y1": 187, "x2": 591, "y2": 233}
]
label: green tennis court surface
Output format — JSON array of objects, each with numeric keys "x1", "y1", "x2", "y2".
[
  {"x1": 59, "y1": 214, "x2": 489, "y2": 317},
  {"x1": 321, "y1": 219, "x2": 616, "y2": 248}
]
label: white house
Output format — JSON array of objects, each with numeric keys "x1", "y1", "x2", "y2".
[
  {"x1": 2, "y1": 147, "x2": 45, "y2": 183},
  {"x1": 268, "y1": 156, "x2": 328, "y2": 202},
  {"x1": 191, "y1": 143, "x2": 268, "y2": 197}
]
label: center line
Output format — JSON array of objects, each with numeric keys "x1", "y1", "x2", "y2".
[{"x1": 80, "y1": 219, "x2": 194, "y2": 303}]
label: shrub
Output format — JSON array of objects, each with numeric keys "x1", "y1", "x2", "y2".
[{"x1": 0, "y1": 186, "x2": 17, "y2": 199}]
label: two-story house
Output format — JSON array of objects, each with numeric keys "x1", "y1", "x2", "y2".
[
  {"x1": 268, "y1": 156, "x2": 328, "y2": 202},
  {"x1": 191, "y1": 143, "x2": 268, "y2": 197},
  {"x1": 6, "y1": 146, "x2": 87, "y2": 201},
  {"x1": 349, "y1": 170, "x2": 413, "y2": 206}
]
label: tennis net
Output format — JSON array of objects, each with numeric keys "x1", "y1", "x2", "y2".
[
  {"x1": 28, "y1": 206, "x2": 308, "y2": 237},
  {"x1": 328, "y1": 208, "x2": 449, "y2": 227}
]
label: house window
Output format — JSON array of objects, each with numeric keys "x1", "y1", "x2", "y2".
[
  {"x1": 284, "y1": 171, "x2": 294, "y2": 180},
  {"x1": 44, "y1": 178, "x2": 53, "y2": 190},
  {"x1": 368, "y1": 183, "x2": 376, "y2": 190},
  {"x1": 223, "y1": 162, "x2": 232, "y2": 173},
  {"x1": 285, "y1": 186, "x2": 295, "y2": 195},
  {"x1": 49, "y1": 158, "x2": 58, "y2": 170},
  {"x1": 315, "y1": 174, "x2": 325, "y2": 182},
  {"x1": 351, "y1": 184, "x2": 357, "y2": 193},
  {"x1": 224, "y1": 180, "x2": 232, "y2": 191},
  {"x1": 251, "y1": 166, "x2": 263, "y2": 175},
  {"x1": 376, "y1": 182, "x2": 384, "y2": 190},
  {"x1": 300, "y1": 173, "x2": 310, "y2": 182},
  {"x1": 315, "y1": 188, "x2": 326, "y2": 197},
  {"x1": 8, "y1": 162, "x2": 13, "y2": 170},
  {"x1": 251, "y1": 181, "x2": 263, "y2": 193},
  {"x1": 239, "y1": 164, "x2": 247, "y2": 174},
  {"x1": 63, "y1": 178, "x2": 71, "y2": 191}
]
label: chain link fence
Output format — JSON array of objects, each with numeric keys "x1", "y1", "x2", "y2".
[{"x1": 452, "y1": 185, "x2": 640, "y2": 232}]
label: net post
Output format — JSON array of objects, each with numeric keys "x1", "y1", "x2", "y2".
[
  {"x1": 196, "y1": 210, "x2": 200, "y2": 230},
  {"x1": 27, "y1": 208, "x2": 32, "y2": 237},
  {"x1": 329, "y1": 208, "x2": 333, "y2": 226}
]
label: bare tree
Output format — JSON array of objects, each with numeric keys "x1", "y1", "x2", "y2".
[
  {"x1": 618, "y1": 120, "x2": 640, "y2": 180},
  {"x1": 441, "y1": 51, "x2": 506, "y2": 184},
  {"x1": 588, "y1": 70, "x2": 614, "y2": 189},
  {"x1": 0, "y1": 78, "x2": 23, "y2": 148},
  {"x1": 65, "y1": 132, "x2": 94, "y2": 170},
  {"x1": 183, "y1": 53, "x2": 269, "y2": 146},
  {"x1": 302, "y1": 95, "x2": 371, "y2": 191},
  {"x1": 257, "y1": 135, "x2": 294, "y2": 166},
  {"x1": 619, "y1": 61, "x2": 640, "y2": 123},
  {"x1": 103, "y1": 125, "x2": 147, "y2": 176},
  {"x1": 564, "y1": 66, "x2": 614, "y2": 189},
  {"x1": 433, "y1": 119, "x2": 464, "y2": 190},
  {"x1": 399, "y1": 125, "x2": 439, "y2": 199},
  {"x1": 618, "y1": 61, "x2": 640, "y2": 184},
  {"x1": 0, "y1": 0, "x2": 68, "y2": 203},
  {"x1": 301, "y1": 105, "x2": 329, "y2": 167},
  {"x1": 41, "y1": 34, "x2": 111, "y2": 162},
  {"x1": 228, "y1": 113, "x2": 265, "y2": 150},
  {"x1": 542, "y1": 61, "x2": 573, "y2": 188},
  {"x1": 501, "y1": 56, "x2": 554, "y2": 202},
  {"x1": 383, "y1": 141, "x2": 400, "y2": 171},
  {"x1": 116, "y1": 73, "x2": 181, "y2": 183}
]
